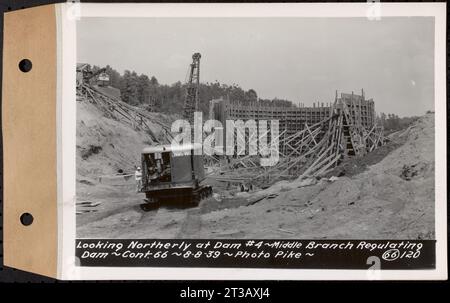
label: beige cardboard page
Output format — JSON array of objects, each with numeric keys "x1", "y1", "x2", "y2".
[{"x1": 2, "y1": 4, "x2": 58, "y2": 278}]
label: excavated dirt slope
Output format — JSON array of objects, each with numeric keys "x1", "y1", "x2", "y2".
[
  {"x1": 76, "y1": 95, "x2": 174, "y2": 178},
  {"x1": 196, "y1": 113, "x2": 435, "y2": 239}
]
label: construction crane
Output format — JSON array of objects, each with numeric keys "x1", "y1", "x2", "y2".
[
  {"x1": 138, "y1": 52, "x2": 212, "y2": 211},
  {"x1": 182, "y1": 53, "x2": 201, "y2": 124}
]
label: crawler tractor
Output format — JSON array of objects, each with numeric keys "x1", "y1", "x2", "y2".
[{"x1": 139, "y1": 143, "x2": 212, "y2": 210}]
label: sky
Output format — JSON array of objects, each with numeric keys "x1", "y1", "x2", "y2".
[{"x1": 77, "y1": 17, "x2": 435, "y2": 117}]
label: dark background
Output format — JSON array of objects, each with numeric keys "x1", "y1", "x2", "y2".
[{"x1": 0, "y1": 0, "x2": 447, "y2": 291}]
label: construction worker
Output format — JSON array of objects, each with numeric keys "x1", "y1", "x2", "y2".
[{"x1": 135, "y1": 166, "x2": 142, "y2": 192}]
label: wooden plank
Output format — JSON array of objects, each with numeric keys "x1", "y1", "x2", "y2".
[
  {"x1": 314, "y1": 152, "x2": 342, "y2": 176},
  {"x1": 304, "y1": 122, "x2": 318, "y2": 146}
]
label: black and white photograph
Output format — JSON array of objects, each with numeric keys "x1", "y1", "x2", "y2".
[
  {"x1": 76, "y1": 14, "x2": 436, "y2": 240},
  {"x1": 61, "y1": 2, "x2": 447, "y2": 278},
  {"x1": 0, "y1": 1, "x2": 446, "y2": 283}
]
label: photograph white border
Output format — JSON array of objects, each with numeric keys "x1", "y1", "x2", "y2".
[{"x1": 57, "y1": 2, "x2": 447, "y2": 280}]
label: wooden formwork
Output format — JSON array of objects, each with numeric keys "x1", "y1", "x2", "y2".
[{"x1": 211, "y1": 99, "x2": 386, "y2": 187}]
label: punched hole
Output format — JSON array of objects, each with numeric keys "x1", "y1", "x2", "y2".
[
  {"x1": 20, "y1": 213, "x2": 34, "y2": 226},
  {"x1": 18, "y1": 59, "x2": 32, "y2": 72}
]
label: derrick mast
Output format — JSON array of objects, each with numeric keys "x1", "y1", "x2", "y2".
[{"x1": 183, "y1": 53, "x2": 201, "y2": 124}]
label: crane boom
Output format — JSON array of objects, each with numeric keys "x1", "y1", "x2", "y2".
[{"x1": 182, "y1": 53, "x2": 201, "y2": 124}]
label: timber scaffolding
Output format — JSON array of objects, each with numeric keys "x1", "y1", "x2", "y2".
[
  {"x1": 77, "y1": 84, "x2": 173, "y2": 144},
  {"x1": 209, "y1": 90, "x2": 386, "y2": 186}
]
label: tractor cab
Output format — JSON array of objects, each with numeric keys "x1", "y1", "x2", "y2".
[{"x1": 140, "y1": 143, "x2": 211, "y2": 208}]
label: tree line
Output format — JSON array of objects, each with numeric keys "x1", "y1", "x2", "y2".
[
  {"x1": 379, "y1": 113, "x2": 419, "y2": 133},
  {"x1": 88, "y1": 64, "x2": 295, "y2": 116},
  {"x1": 88, "y1": 64, "x2": 422, "y2": 130}
]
